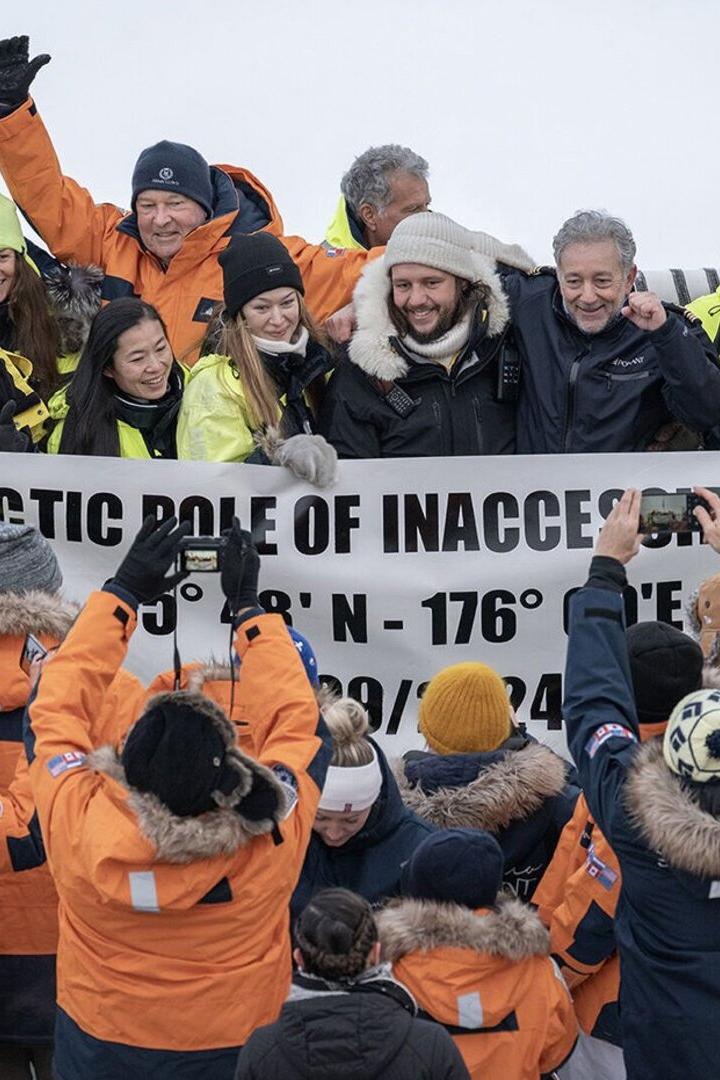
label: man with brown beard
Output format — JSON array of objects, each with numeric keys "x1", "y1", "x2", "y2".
[{"x1": 318, "y1": 212, "x2": 533, "y2": 458}]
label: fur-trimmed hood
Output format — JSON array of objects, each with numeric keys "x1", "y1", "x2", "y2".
[
  {"x1": 88, "y1": 690, "x2": 288, "y2": 863},
  {"x1": 43, "y1": 263, "x2": 104, "y2": 355},
  {"x1": 347, "y1": 253, "x2": 510, "y2": 381},
  {"x1": 625, "y1": 738, "x2": 720, "y2": 878},
  {"x1": 397, "y1": 742, "x2": 569, "y2": 832},
  {"x1": 0, "y1": 590, "x2": 78, "y2": 640},
  {"x1": 378, "y1": 895, "x2": 549, "y2": 963}
]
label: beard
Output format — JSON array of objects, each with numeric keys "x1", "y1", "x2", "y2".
[{"x1": 390, "y1": 293, "x2": 467, "y2": 344}]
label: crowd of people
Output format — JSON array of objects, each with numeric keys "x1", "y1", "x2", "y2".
[
  {"x1": 1, "y1": 29, "x2": 720, "y2": 1080},
  {"x1": 2, "y1": 36, "x2": 720, "y2": 465}
]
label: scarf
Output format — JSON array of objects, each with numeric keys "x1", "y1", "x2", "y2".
[{"x1": 112, "y1": 365, "x2": 183, "y2": 458}]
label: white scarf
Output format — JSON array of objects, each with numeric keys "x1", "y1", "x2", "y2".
[
  {"x1": 400, "y1": 310, "x2": 473, "y2": 365},
  {"x1": 252, "y1": 325, "x2": 309, "y2": 357}
]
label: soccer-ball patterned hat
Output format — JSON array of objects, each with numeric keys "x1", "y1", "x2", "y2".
[{"x1": 663, "y1": 689, "x2": 720, "y2": 782}]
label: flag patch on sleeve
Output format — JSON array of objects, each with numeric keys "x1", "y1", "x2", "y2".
[
  {"x1": 585, "y1": 724, "x2": 636, "y2": 758},
  {"x1": 47, "y1": 751, "x2": 86, "y2": 778}
]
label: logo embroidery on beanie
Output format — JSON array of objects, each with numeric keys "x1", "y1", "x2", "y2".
[
  {"x1": 159, "y1": 167, "x2": 174, "y2": 181},
  {"x1": 47, "y1": 751, "x2": 86, "y2": 778}
]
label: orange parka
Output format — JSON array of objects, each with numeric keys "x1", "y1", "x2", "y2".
[
  {"x1": 26, "y1": 590, "x2": 330, "y2": 1066},
  {"x1": 377, "y1": 897, "x2": 577, "y2": 1080},
  {"x1": 0, "y1": 590, "x2": 144, "y2": 1043},
  {"x1": 533, "y1": 723, "x2": 668, "y2": 1043},
  {"x1": 0, "y1": 98, "x2": 376, "y2": 365}
]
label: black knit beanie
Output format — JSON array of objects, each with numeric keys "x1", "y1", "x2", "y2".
[
  {"x1": 401, "y1": 828, "x2": 504, "y2": 909},
  {"x1": 121, "y1": 696, "x2": 238, "y2": 817},
  {"x1": 627, "y1": 621, "x2": 704, "y2": 727},
  {"x1": 131, "y1": 141, "x2": 213, "y2": 217},
  {"x1": 219, "y1": 233, "x2": 304, "y2": 319}
]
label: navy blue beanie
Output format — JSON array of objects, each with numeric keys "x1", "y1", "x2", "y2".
[
  {"x1": 131, "y1": 140, "x2": 213, "y2": 217},
  {"x1": 402, "y1": 828, "x2": 504, "y2": 909}
]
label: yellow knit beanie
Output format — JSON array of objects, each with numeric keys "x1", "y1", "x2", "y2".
[
  {"x1": 419, "y1": 661, "x2": 511, "y2": 754},
  {"x1": 0, "y1": 194, "x2": 39, "y2": 274}
]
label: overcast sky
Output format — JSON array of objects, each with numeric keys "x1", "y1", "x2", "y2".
[{"x1": 4, "y1": 1, "x2": 717, "y2": 269}]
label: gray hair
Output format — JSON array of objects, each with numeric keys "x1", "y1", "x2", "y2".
[
  {"x1": 340, "y1": 144, "x2": 429, "y2": 214},
  {"x1": 553, "y1": 210, "x2": 637, "y2": 272}
]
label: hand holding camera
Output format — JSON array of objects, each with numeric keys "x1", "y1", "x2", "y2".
[
  {"x1": 113, "y1": 515, "x2": 192, "y2": 603},
  {"x1": 220, "y1": 518, "x2": 260, "y2": 616}
]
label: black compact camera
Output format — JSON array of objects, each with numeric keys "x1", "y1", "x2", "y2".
[{"x1": 176, "y1": 535, "x2": 228, "y2": 573}]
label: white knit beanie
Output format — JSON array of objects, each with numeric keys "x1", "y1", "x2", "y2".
[{"x1": 385, "y1": 212, "x2": 478, "y2": 281}]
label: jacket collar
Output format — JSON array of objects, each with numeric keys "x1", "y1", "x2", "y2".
[
  {"x1": 377, "y1": 895, "x2": 549, "y2": 963},
  {"x1": 347, "y1": 254, "x2": 510, "y2": 381},
  {"x1": 397, "y1": 741, "x2": 567, "y2": 831},
  {"x1": 625, "y1": 738, "x2": 720, "y2": 877}
]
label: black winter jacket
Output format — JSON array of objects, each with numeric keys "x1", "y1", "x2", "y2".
[
  {"x1": 234, "y1": 970, "x2": 470, "y2": 1080},
  {"x1": 503, "y1": 268, "x2": 720, "y2": 453},
  {"x1": 318, "y1": 255, "x2": 515, "y2": 457},
  {"x1": 291, "y1": 739, "x2": 434, "y2": 919},
  {"x1": 401, "y1": 733, "x2": 580, "y2": 901}
]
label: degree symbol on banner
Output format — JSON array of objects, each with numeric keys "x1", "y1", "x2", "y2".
[
  {"x1": 519, "y1": 589, "x2": 543, "y2": 610},
  {"x1": 180, "y1": 583, "x2": 204, "y2": 603}
]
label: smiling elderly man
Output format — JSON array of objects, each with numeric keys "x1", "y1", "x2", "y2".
[
  {"x1": 0, "y1": 36, "x2": 376, "y2": 366},
  {"x1": 503, "y1": 209, "x2": 720, "y2": 453}
]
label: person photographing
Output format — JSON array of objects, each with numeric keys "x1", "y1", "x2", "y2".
[{"x1": 25, "y1": 516, "x2": 332, "y2": 1079}]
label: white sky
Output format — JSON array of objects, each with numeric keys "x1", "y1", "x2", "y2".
[{"x1": 4, "y1": 1, "x2": 718, "y2": 268}]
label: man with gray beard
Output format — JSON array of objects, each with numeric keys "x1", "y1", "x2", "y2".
[{"x1": 503, "y1": 209, "x2": 720, "y2": 453}]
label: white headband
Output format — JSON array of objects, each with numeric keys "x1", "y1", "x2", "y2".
[{"x1": 318, "y1": 748, "x2": 383, "y2": 812}]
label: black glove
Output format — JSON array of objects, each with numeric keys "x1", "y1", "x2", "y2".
[
  {"x1": 0, "y1": 36, "x2": 51, "y2": 115},
  {"x1": 221, "y1": 518, "x2": 260, "y2": 615},
  {"x1": 112, "y1": 515, "x2": 192, "y2": 604},
  {"x1": 0, "y1": 400, "x2": 32, "y2": 452}
]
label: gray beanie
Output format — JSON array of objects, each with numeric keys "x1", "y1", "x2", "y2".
[
  {"x1": 0, "y1": 524, "x2": 62, "y2": 595},
  {"x1": 385, "y1": 212, "x2": 478, "y2": 281}
]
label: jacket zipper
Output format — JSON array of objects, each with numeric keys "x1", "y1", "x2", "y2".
[
  {"x1": 562, "y1": 356, "x2": 582, "y2": 452},
  {"x1": 605, "y1": 370, "x2": 651, "y2": 389}
]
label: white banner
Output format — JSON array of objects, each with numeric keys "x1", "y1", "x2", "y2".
[{"x1": 2, "y1": 452, "x2": 718, "y2": 756}]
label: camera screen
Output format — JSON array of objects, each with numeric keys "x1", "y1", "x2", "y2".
[
  {"x1": 183, "y1": 549, "x2": 220, "y2": 572},
  {"x1": 638, "y1": 494, "x2": 692, "y2": 534}
]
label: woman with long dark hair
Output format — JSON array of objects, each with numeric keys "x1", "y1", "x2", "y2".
[
  {"x1": 47, "y1": 297, "x2": 183, "y2": 458},
  {"x1": 0, "y1": 194, "x2": 61, "y2": 405},
  {"x1": 177, "y1": 232, "x2": 337, "y2": 485},
  {"x1": 235, "y1": 888, "x2": 469, "y2": 1079}
]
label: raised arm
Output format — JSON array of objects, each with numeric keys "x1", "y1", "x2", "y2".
[
  {"x1": 0, "y1": 36, "x2": 122, "y2": 265},
  {"x1": 563, "y1": 491, "x2": 644, "y2": 839}
]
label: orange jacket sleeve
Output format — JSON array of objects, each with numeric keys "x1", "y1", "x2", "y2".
[
  {"x1": 281, "y1": 235, "x2": 382, "y2": 324},
  {"x1": 232, "y1": 611, "x2": 331, "y2": 797},
  {"x1": 539, "y1": 960, "x2": 579, "y2": 1074},
  {"x1": 0, "y1": 97, "x2": 123, "y2": 266},
  {"x1": 26, "y1": 590, "x2": 137, "y2": 870}
]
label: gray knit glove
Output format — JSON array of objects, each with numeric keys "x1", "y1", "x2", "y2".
[{"x1": 273, "y1": 433, "x2": 338, "y2": 487}]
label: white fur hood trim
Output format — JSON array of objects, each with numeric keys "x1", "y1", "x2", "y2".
[{"x1": 348, "y1": 253, "x2": 510, "y2": 381}]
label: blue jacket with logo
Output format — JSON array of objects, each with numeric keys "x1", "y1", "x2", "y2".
[
  {"x1": 564, "y1": 562, "x2": 720, "y2": 1079},
  {"x1": 502, "y1": 269, "x2": 720, "y2": 453}
]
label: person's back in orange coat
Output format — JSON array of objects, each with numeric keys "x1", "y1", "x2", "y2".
[
  {"x1": 377, "y1": 828, "x2": 577, "y2": 1080},
  {"x1": 25, "y1": 517, "x2": 332, "y2": 1079}
]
